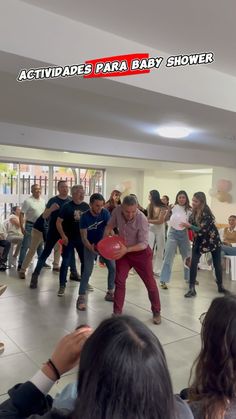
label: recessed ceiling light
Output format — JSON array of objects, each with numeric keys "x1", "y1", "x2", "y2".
[
  {"x1": 63, "y1": 151, "x2": 69, "y2": 154},
  {"x1": 157, "y1": 126, "x2": 191, "y2": 138}
]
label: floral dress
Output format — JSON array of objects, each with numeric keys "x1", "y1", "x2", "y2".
[{"x1": 189, "y1": 210, "x2": 221, "y2": 254}]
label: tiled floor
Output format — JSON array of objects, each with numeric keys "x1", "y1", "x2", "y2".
[{"x1": 0, "y1": 255, "x2": 235, "y2": 403}]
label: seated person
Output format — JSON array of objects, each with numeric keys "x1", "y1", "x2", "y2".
[
  {"x1": 0, "y1": 316, "x2": 193, "y2": 419},
  {"x1": 221, "y1": 215, "x2": 236, "y2": 256},
  {"x1": 0, "y1": 221, "x2": 11, "y2": 271},
  {"x1": 183, "y1": 295, "x2": 236, "y2": 419},
  {"x1": 5, "y1": 206, "x2": 23, "y2": 266}
]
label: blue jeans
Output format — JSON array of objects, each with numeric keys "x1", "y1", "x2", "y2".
[
  {"x1": 160, "y1": 227, "x2": 191, "y2": 283},
  {"x1": 18, "y1": 222, "x2": 43, "y2": 266},
  {"x1": 33, "y1": 230, "x2": 77, "y2": 276},
  {"x1": 79, "y1": 247, "x2": 115, "y2": 295},
  {"x1": 60, "y1": 240, "x2": 84, "y2": 287},
  {"x1": 221, "y1": 245, "x2": 236, "y2": 256}
]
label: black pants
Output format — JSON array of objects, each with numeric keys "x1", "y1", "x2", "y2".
[
  {"x1": 33, "y1": 230, "x2": 77, "y2": 276},
  {"x1": 189, "y1": 246, "x2": 222, "y2": 287},
  {"x1": 0, "y1": 239, "x2": 11, "y2": 264},
  {"x1": 59, "y1": 240, "x2": 84, "y2": 287}
]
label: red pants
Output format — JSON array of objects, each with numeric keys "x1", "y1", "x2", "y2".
[{"x1": 114, "y1": 246, "x2": 161, "y2": 314}]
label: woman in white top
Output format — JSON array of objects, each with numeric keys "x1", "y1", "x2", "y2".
[
  {"x1": 147, "y1": 190, "x2": 167, "y2": 277},
  {"x1": 159, "y1": 191, "x2": 191, "y2": 289}
]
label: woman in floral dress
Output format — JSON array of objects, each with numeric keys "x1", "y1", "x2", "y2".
[{"x1": 182, "y1": 192, "x2": 228, "y2": 298}]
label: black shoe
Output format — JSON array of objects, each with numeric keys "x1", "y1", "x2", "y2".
[
  {"x1": 184, "y1": 288, "x2": 197, "y2": 298},
  {"x1": 17, "y1": 264, "x2": 22, "y2": 271},
  {"x1": 70, "y1": 272, "x2": 81, "y2": 282},
  {"x1": 217, "y1": 285, "x2": 230, "y2": 294},
  {"x1": 30, "y1": 273, "x2": 38, "y2": 289},
  {"x1": 0, "y1": 263, "x2": 7, "y2": 272}
]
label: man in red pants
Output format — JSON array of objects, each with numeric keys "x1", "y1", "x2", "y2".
[{"x1": 104, "y1": 195, "x2": 161, "y2": 324}]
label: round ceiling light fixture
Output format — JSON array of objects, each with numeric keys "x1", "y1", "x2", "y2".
[{"x1": 157, "y1": 126, "x2": 192, "y2": 138}]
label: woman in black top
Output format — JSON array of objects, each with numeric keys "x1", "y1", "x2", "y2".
[{"x1": 181, "y1": 192, "x2": 228, "y2": 297}]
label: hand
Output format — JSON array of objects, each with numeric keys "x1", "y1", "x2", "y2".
[
  {"x1": 113, "y1": 242, "x2": 128, "y2": 260},
  {"x1": 51, "y1": 203, "x2": 60, "y2": 212},
  {"x1": 180, "y1": 222, "x2": 191, "y2": 228},
  {"x1": 62, "y1": 235, "x2": 69, "y2": 246},
  {"x1": 48, "y1": 327, "x2": 92, "y2": 376}
]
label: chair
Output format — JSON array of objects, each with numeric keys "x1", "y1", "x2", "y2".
[{"x1": 224, "y1": 256, "x2": 236, "y2": 281}]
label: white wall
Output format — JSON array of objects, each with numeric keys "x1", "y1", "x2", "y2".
[
  {"x1": 142, "y1": 171, "x2": 213, "y2": 207},
  {"x1": 179, "y1": 173, "x2": 212, "y2": 204},
  {"x1": 211, "y1": 167, "x2": 236, "y2": 223},
  {"x1": 105, "y1": 167, "x2": 144, "y2": 201}
]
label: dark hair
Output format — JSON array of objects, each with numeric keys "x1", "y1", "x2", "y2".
[
  {"x1": 189, "y1": 295, "x2": 236, "y2": 419},
  {"x1": 193, "y1": 192, "x2": 214, "y2": 223},
  {"x1": 105, "y1": 190, "x2": 121, "y2": 207},
  {"x1": 90, "y1": 193, "x2": 105, "y2": 204},
  {"x1": 73, "y1": 316, "x2": 176, "y2": 419},
  {"x1": 174, "y1": 190, "x2": 191, "y2": 212},
  {"x1": 162, "y1": 195, "x2": 170, "y2": 206},
  {"x1": 148, "y1": 190, "x2": 165, "y2": 219},
  {"x1": 228, "y1": 215, "x2": 236, "y2": 220},
  {"x1": 57, "y1": 180, "x2": 68, "y2": 188},
  {"x1": 11, "y1": 206, "x2": 19, "y2": 214}
]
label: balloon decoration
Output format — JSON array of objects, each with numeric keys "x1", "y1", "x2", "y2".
[
  {"x1": 209, "y1": 179, "x2": 232, "y2": 203},
  {"x1": 97, "y1": 236, "x2": 125, "y2": 260},
  {"x1": 115, "y1": 180, "x2": 133, "y2": 196}
]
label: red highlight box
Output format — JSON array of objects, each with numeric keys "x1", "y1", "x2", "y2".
[{"x1": 84, "y1": 53, "x2": 150, "y2": 78}]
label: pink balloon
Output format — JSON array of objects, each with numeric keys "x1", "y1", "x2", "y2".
[
  {"x1": 97, "y1": 236, "x2": 125, "y2": 260},
  {"x1": 217, "y1": 179, "x2": 232, "y2": 192}
]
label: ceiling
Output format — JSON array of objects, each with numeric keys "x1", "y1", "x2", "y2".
[
  {"x1": 0, "y1": 0, "x2": 235, "y2": 167},
  {"x1": 21, "y1": 0, "x2": 236, "y2": 76}
]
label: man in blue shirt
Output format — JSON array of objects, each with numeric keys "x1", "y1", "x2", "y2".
[{"x1": 77, "y1": 193, "x2": 115, "y2": 311}]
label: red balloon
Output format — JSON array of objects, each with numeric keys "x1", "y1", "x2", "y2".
[{"x1": 97, "y1": 236, "x2": 125, "y2": 260}]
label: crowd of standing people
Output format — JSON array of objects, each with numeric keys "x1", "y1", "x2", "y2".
[{"x1": 0, "y1": 183, "x2": 231, "y2": 320}]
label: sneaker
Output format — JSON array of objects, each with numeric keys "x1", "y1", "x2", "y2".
[
  {"x1": 105, "y1": 291, "x2": 114, "y2": 302},
  {"x1": 87, "y1": 283, "x2": 94, "y2": 292},
  {"x1": 30, "y1": 273, "x2": 38, "y2": 289},
  {"x1": 0, "y1": 342, "x2": 4, "y2": 353},
  {"x1": 184, "y1": 257, "x2": 191, "y2": 269},
  {"x1": 70, "y1": 272, "x2": 81, "y2": 282},
  {"x1": 160, "y1": 282, "x2": 168, "y2": 290},
  {"x1": 43, "y1": 263, "x2": 51, "y2": 269},
  {"x1": 0, "y1": 284, "x2": 7, "y2": 297},
  {"x1": 184, "y1": 288, "x2": 197, "y2": 298},
  {"x1": 18, "y1": 271, "x2": 26, "y2": 279},
  {"x1": 52, "y1": 266, "x2": 60, "y2": 272},
  {"x1": 153, "y1": 312, "x2": 161, "y2": 325},
  {"x1": 76, "y1": 295, "x2": 86, "y2": 311},
  {"x1": 57, "y1": 286, "x2": 65, "y2": 297}
]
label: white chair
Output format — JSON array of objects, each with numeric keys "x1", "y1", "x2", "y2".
[{"x1": 224, "y1": 255, "x2": 236, "y2": 281}]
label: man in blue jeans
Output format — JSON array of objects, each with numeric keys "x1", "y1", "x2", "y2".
[
  {"x1": 56, "y1": 185, "x2": 89, "y2": 297},
  {"x1": 76, "y1": 193, "x2": 115, "y2": 311}
]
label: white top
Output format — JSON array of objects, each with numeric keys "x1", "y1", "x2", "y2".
[
  {"x1": 169, "y1": 205, "x2": 191, "y2": 231},
  {"x1": 5, "y1": 215, "x2": 23, "y2": 237},
  {"x1": 21, "y1": 196, "x2": 45, "y2": 223}
]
